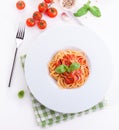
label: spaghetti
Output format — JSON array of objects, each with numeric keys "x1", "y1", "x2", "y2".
[{"x1": 48, "y1": 50, "x2": 90, "y2": 89}]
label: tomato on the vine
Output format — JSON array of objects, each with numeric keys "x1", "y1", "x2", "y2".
[
  {"x1": 44, "y1": 0, "x2": 53, "y2": 3},
  {"x1": 37, "y1": 20, "x2": 47, "y2": 29},
  {"x1": 33, "y1": 11, "x2": 42, "y2": 21},
  {"x1": 38, "y1": 2, "x2": 48, "y2": 13},
  {"x1": 26, "y1": 18, "x2": 35, "y2": 27},
  {"x1": 16, "y1": 0, "x2": 25, "y2": 10},
  {"x1": 46, "y1": 7, "x2": 58, "y2": 18}
]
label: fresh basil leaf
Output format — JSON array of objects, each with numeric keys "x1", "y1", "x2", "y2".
[
  {"x1": 89, "y1": 6, "x2": 101, "y2": 17},
  {"x1": 68, "y1": 62, "x2": 80, "y2": 72},
  {"x1": 74, "y1": 0, "x2": 91, "y2": 17},
  {"x1": 74, "y1": 6, "x2": 88, "y2": 17},
  {"x1": 18, "y1": 90, "x2": 25, "y2": 99},
  {"x1": 55, "y1": 64, "x2": 68, "y2": 74}
]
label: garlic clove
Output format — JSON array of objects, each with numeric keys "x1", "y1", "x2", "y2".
[{"x1": 61, "y1": 12, "x2": 70, "y2": 21}]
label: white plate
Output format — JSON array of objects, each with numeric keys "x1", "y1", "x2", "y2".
[{"x1": 25, "y1": 24, "x2": 112, "y2": 113}]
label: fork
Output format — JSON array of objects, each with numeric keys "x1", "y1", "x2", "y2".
[{"x1": 8, "y1": 23, "x2": 25, "y2": 87}]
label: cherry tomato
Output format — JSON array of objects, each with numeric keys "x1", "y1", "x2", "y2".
[
  {"x1": 26, "y1": 18, "x2": 35, "y2": 27},
  {"x1": 38, "y1": 2, "x2": 48, "y2": 13},
  {"x1": 37, "y1": 20, "x2": 47, "y2": 29},
  {"x1": 16, "y1": 0, "x2": 25, "y2": 10},
  {"x1": 33, "y1": 11, "x2": 42, "y2": 21},
  {"x1": 44, "y1": 0, "x2": 53, "y2": 3},
  {"x1": 46, "y1": 7, "x2": 58, "y2": 18}
]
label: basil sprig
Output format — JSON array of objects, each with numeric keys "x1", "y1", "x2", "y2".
[
  {"x1": 55, "y1": 62, "x2": 80, "y2": 74},
  {"x1": 74, "y1": 1, "x2": 101, "y2": 17}
]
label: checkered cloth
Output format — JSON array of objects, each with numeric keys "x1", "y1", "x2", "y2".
[{"x1": 21, "y1": 55, "x2": 106, "y2": 127}]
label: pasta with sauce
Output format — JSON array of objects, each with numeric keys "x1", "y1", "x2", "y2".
[{"x1": 48, "y1": 49, "x2": 90, "y2": 89}]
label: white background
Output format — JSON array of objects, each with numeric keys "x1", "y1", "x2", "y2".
[{"x1": 0, "y1": 0, "x2": 119, "y2": 129}]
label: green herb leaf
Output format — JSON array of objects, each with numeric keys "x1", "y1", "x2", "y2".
[
  {"x1": 74, "y1": 6, "x2": 89, "y2": 17},
  {"x1": 55, "y1": 64, "x2": 68, "y2": 74},
  {"x1": 68, "y1": 62, "x2": 80, "y2": 72},
  {"x1": 73, "y1": 1, "x2": 91, "y2": 17},
  {"x1": 89, "y1": 6, "x2": 101, "y2": 17},
  {"x1": 18, "y1": 90, "x2": 25, "y2": 99},
  {"x1": 55, "y1": 62, "x2": 80, "y2": 73},
  {"x1": 74, "y1": 0, "x2": 101, "y2": 18}
]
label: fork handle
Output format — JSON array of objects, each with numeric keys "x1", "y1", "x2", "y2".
[{"x1": 8, "y1": 47, "x2": 18, "y2": 87}]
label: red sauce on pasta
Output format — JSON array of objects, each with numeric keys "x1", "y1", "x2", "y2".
[{"x1": 49, "y1": 50, "x2": 90, "y2": 89}]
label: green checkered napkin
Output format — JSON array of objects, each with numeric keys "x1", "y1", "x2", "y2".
[{"x1": 21, "y1": 55, "x2": 106, "y2": 127}]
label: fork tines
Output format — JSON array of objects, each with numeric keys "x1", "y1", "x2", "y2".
[{"x1": 16, "y1": 23, "x2": 25, "y2": 40}]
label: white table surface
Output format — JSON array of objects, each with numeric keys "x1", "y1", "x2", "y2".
[{"x1": 0, "y1": 0, "x2": 119, "y2": 129}]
